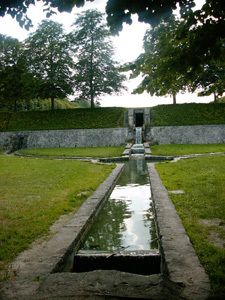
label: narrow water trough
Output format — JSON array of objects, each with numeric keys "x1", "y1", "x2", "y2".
[{"x1": 72, "y1": 158, "x2": 161, "y2": 276}]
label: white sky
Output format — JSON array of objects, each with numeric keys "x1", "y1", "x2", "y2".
[{"x1": 0, "y1": 0, "x2": 212, "y2": 107}]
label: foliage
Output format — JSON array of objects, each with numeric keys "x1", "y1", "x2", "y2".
[
  {"x1": 152, "y1": 103, "x2": 225, "y2": 126},
  {"x1": 217, "y1": 96, "x2": 225, "y2": 103},
  {"x1": 122, "y1": 14, "x2": 225, "y2": 103},
  {"x1": 0, "y1": 107, "x2": 126, "y2": 131},
  {"x1": 18, "y1": 146, "x2": 125, "y2": 158},
  {"x1": 156, "y1": 155, "x2": 225, "y2": 294},
  {"x1": 71, "y1": 9, "x2": 127, "y2": 108},
  {"x1": 123, "y1": 16, "x2": 189, "y2": 104},
  {"x1": 70, "y1": 98, "x2": 93, "y2": 108},
  {"x1": 24, "y1": 20, "x2": 74, "y2": 110},
  {"x1": 191, "y1": 63, "x2": 225, "y2": 101},
  {"x1": 0, "y1": 0, "x2": 196, "y2": 32},
  {"x1": 151, "y1": 144, "x2": 225, "y2": 156},
  {"x1": 0, "y1": 97, "x2": 75, "y2": 112},
  {"x1": 0, "y1": 112, "x2": 12, "y2": 131},
  {"x1": 0, "y1": 155, "x2": 115, "y2": 270},
  {"x1": 1, "y1": 1, "x2": 224, "y2": 76},
  {"x1": 0, "y1": 34, "x2": 35, "y2": 111},
  {"x1": 181, "y1": 0, "x2": 225, "y2": 72}
]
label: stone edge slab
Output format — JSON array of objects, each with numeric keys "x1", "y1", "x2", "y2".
[{"x1": 147, "y1": 163, "x2": 211, "y2": 300}]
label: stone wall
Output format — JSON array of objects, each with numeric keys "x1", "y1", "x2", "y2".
[
  {"x1": 0, "y1": 124, "x2": 224, "y2": 150},
  {"x1": 0, "y1": 128, "x2": 131, "y2": 150},
  {"x1": 145, "y1": 124, "x2": 225, "y2": 144}
]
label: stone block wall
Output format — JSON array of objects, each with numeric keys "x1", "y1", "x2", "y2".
[
  {"x1": 0, "y1": 125, "x2": 224, "y2": 150},
  {"x1": 0, "y1": 128, "x2": 131, "y2": 150},
  {"x1": 145, "y1": 125, "x2": 225, "y2": 144}
]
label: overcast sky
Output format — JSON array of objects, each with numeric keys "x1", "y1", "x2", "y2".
[{"x1": 0, "y1": 0, "x2": 212, "y2": 107}]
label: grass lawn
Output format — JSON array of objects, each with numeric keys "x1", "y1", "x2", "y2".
[
  {"x1": 0, "y1": 155, "x2": 115, "y2": 274},
  {"x1": 151, "y1": 143, "x2": 225, "y2": 156},
  {"x1": 155, "y1": 155, "x2": 225, "y2": 295},
  {"x1": 18, "y1": 145, "x2": 125, "y2": 158}
]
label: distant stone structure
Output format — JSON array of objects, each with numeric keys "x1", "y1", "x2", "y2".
[{"x1": 124, "y1": 108, "x2": 150, "y2": 127}]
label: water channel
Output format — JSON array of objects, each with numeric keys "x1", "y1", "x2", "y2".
[
  {"x1": 79, "y1": 158, "x2": 158, "y2": 252},
  {"x1": 73, "y1": 156, "x2": 161, "y2": 275}
]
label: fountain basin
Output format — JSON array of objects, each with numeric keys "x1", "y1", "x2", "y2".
[{"x1": 131, "y1": 143, "x2": 145, "y2": 154}]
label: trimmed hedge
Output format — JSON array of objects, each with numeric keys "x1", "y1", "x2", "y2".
[
  {"x1": 0, "y1": 107, "x2": 126, "y2": 131},
  {"x1": 153, "y1": 103, "x2": 225, "y2": 126},
  {"x1": 0, "y1": 112, "x2": 13, "y2": 131},
  {"x1": 1, "y1": 103, "x2": 225, "y2": 132}
]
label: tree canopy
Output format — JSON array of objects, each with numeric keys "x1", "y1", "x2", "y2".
[
  {"x1": 0, "y1": 0, "x2": 195, "y2": 30},
  {"x1": 1, "y1": 0, "x2": 222, "y2": 32},
  {"x1": 0, "y1": 11, "x2": 127, "y2": 110},
  {"x1": 1, "y1": 0, "x2": 224, "y2": 70},
  {"x1": 71, "y1": 9, "x2": 127, "y2": 108},
  {"x1": 24, "y1": 20, "x2": 74, "y2": 110},
  {"x1": 126, "y1": 17, "x2": 190, "y2": 104},
  {"x1": 0, "y1": 34, "x2": 35, "y2": 111},
  {"x1": 122, "y1": 13, "x2": 225, "y2": 103}
]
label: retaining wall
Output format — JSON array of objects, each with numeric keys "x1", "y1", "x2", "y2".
[
  {"x1": 145, "y1": 124, "x2": 225, "y2": 144},
  {"x1": 0, "y1": 125, "x2": 224, "y2": 150},
  {"x1": 0, "y1": 128, "x2": 131, "y2": 150}
]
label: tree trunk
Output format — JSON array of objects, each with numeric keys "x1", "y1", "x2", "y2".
[
  {"x1": 172, "y1": 93, "x2": 176, "y2": 104},
  {"x1": 90, "y1": 34, "x2": 94, "y2": 108},
  {"x1": 214, "y1": 92, "x2": 217, "y2": 103},
  {"x1": 51, "y1": 96, "x2": 55, "y2": 110}
]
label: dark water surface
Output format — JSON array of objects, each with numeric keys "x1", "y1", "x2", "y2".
[{"x1": 79, "y1": 157, "x2": 158, "y2": 253}]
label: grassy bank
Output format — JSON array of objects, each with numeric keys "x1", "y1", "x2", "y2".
[
  {"x1": 0, "y1": 107, "x2": 125, "y2": 131},
  {"x1": 152, "y1": 103, "x2": 225, "y2": 126},
  {"x1": 155, "y1": 155, "x2": 225, "y2": 295},
  {"x1": 1, "y1": 103, "x2": 225, "y2": 132},
  {"x1": 18, "y1": 146, "x2": 125, "y2": 158},
  {"x1": 151, "y1": 143, "x2": 225, "y2": 156},
  {"x1": 0, "y1": 155, "x2": 115, "y2": 273}
]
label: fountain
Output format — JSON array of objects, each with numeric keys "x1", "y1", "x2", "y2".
[{"x1": 131, "y1": 127, "x2": 145, "y2": 154}]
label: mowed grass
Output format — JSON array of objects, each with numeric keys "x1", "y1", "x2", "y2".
[
  {"x1": 155, "y1": 155, "x2": 225, "y2": 295},
  {"x1": 0, "y1": 155, "x2": 115, "y2": 272},
  {"x1": 18, "y1": 146, "x2": 125, "y2": 158},
  {"x1": 151, "y1": 143, "x2": 225, "y2": 156}
]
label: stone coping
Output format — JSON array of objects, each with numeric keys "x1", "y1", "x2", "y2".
[
  {"x1": 147, "y1": 163, "x2": 211, "y2": 300},
  {"x1": 13, "y1": 149, "x2": 225, "y2": 163}
]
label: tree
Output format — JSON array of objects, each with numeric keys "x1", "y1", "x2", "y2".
[
  {"x1": 123, "y1": 17, "x2": 190, "y2": 104},
  {"x1": 71, "y1": 9, "x2": 126, "y2": 108},
  {"x1": 0, "y1": 34, "x2": 34, "y2": 111},
  {"x1": 1, "y1": 0, "x2": 224, "y2": 88},
  {"x1": 123, "y1": 14, "x2": 225, "y2": 103},
  {"x1": 24, "y1": 20, "x2": 74, "y2": 110},
  {"x1": 191, "y1": 63, "x2": 225, "y2": 102}
]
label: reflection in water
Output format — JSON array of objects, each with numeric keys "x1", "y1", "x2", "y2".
[{"x1": 79, "y1": 157, "x2": 158, "y2": 253}]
